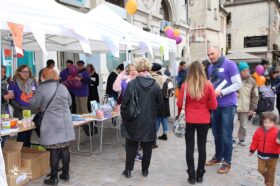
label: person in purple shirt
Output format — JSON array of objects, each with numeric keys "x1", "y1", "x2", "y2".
[
  {"x1": 206, "y1": 46, "x2": 242, "y2": 174},
  {"x1": 9, "y1": 65, "x2": 37, "y2": 147},
  {"x1": 75, "y1": 60, "x2": 90, "y2": 115},
  {"x1": 60, "y1": 60, "x2": 76, "y2": 113}
]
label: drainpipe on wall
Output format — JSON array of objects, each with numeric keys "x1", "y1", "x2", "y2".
[{"x1": 268, "y1": 0, "x2": 271, "y2": 62}]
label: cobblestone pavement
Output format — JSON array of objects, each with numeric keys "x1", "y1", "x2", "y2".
[{"x1": 28, "y1": 119, "x2": 280, "y2": 186}]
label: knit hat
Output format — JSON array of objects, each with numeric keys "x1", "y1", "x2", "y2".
[
  {"x1": 151, "y1": 63, "x2": 162, "y2": 72},
  {"x1": 238, "y1": 61, "x2": 249, "y2": 72}
]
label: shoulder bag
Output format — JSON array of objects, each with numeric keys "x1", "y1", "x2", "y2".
[
  {"x1": 173, "y1": 86, "x2": 187, "y2": 138},
  {"x1": 33, "y1": 83, "x2": 59, "y2": 137}
]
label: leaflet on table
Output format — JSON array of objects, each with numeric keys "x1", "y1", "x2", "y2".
[
  {"x1": 215, "y1": 80, "x2": 228, "y2": 91},
  {"x1": 0, "y1": 128, "x2": 19, "y2": 134}
]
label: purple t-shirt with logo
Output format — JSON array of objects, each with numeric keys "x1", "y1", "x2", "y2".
[{"x1": 208, "y1": 58, "x2": 239, "y2": 107}]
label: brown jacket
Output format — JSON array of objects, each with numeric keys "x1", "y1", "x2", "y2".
[{"x1": 237, "y1": 77, "x2": 259, "y2": 112}]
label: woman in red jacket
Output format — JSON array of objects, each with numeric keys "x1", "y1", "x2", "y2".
[
  {"x1": 249, "y1": 112, "x2": 280, "y2": 186},
  {"x1": 177, "y1": 61, "x2": 217, "y2": 185}
]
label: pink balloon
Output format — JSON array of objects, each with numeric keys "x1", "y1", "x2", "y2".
[
  {"x1": 175, "y1": 36, "x2": 182, "y2": 44},
  {"x1": 165, "y1": 28, "x2": 174, "y2": 39},
  {"x1": 255, "y1": 65, "x2": 265, "y2": 76}
]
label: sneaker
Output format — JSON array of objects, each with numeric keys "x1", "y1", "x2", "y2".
[
  {"x1": 158, "y1": 134, "x2": 168, "y2": 141},
  {"x1": 232, "y1": 139, "x2": 237, "y2": 148},
  {"x1": 239, "y1": 140, "x2": 246, "y2": 146},
  {"x1": 217, "y1": 162, "x2": 231, "y2": 174},
  {"x1": 206, "y1": 157, "x2": 222, "y2": 166},
  {"x1": 135, "y1": 153, "x2": 142, "y2": 161}
]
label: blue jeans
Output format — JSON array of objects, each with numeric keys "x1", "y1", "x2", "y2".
[
  {"x1": 156, "y1": 117, "x2": 169, "y2": 134},
  {"x1": 211, "y1": 106, "x2": 236, "y2": 164}
]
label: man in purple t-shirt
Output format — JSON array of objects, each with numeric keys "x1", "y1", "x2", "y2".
[{"x1": 206, "y1": 46, "x2": 242, "y2": 174}]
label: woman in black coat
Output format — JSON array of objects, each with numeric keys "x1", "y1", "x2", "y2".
[
  {"x1": 121, "y1": 58, "x2": 164, "y2": 179},
  {"x1": 87, "y1": 64, "x2": 99, "y2": 111}
]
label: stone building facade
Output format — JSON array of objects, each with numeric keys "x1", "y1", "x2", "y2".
[
  {"x1": 223, "y1": 0, "x2": 280, "y2": 64},
  {"x1": 188, "y1": 0, "x2": 228, "y2": 61}
]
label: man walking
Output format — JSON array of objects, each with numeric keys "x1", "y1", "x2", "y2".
[{"x1": 206, "y1": 46, "x2": 242, "y2": 174}]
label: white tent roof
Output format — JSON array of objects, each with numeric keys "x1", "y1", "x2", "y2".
[
  {"x1": 0, "y1": 0, "x2": 176, "y2": 57},
  {"x1": 87, "y1": 4, "x2": 176, "y2": 56}
]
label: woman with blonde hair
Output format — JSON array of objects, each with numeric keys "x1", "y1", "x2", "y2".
[
  {"x1": 177, "y1": 61, "x2": 217, "y2": 184},
  {"x1": 121, "y1": 58, "x2": 164, "y2": 178},
  {"x1": 31, "y1": 68, "x2": 75, "y2": 185}
]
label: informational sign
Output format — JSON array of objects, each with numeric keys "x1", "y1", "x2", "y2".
[
  {"x1": 244, "y1": 35, "x2": 268, "y2": 48},
  {"x1": 58, "y1": 0, "x2": 88, "y2": 8}
]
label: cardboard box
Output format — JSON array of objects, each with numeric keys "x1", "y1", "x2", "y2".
[
  {"x1": 7, "y1": 172, "x2": 29, "y2": 186},
  {"x1": 3, "y1": 140, "x2": 23, "y2": 175},
  {"x1": 21, "y1": 147, "x2": 50, "y2": 180}
]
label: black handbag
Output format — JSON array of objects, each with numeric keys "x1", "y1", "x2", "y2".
[
  {"x1": 33, "y1": 83, "x2": 59, "y2": 136},
  {"x1": 121, "y1": 81, "x2": 140, "y2": 121}
]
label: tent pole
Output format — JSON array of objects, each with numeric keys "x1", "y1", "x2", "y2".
[{"x1": 0, "y1": 29, "x2": 2, "y2": 116}]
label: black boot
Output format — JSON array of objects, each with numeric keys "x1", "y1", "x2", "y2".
[
  {"x1": 158, "y1": 134, "x2": 168, "y2": 141},
  {"x1": 187, "y1": 170, "x2": 196, "y2": 185},
  {"x1": 142, "y1": 169, "x2": 149, "y2": 177},
  {"x1": 60, "y1": 147, "x2": 70, "y2": 181},
  {"x1": 196, "y1": 170, "x2": 205, "y2": 183},
  {"x1": 44, "y1": 176, "x2": 58, "y2": 185},
  {"x1": 45, "y1": 149, "x2": 60, "y2": 185},
  {"x1": 122, "y1": 170, "x2": 131, "y2": 178}
]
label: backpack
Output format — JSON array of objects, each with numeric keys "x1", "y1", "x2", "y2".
[
  {"x1": 121, "y1": 81, "x2": 140, "y2": 121},
  {"x1": 162, "y1": 76, "x2": 175, "y2": 98}
]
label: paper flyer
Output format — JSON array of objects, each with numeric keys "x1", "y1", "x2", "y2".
[{"x1": 215, "y1": 80, "x2": 227, "y2": 91}]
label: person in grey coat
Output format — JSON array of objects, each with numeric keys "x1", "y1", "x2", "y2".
[{"x1": 30, "y1": 68, "x2": 75, "y2": 185}]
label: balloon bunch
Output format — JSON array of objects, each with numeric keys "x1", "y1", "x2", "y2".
[
  {"x1": 164, "y1": 26, "x2": 182, "y2": 44},
  {"x1": 252, "y1": 65, "x2": 266, "y2": 87},
  {"x1": 125, "y1": 0, "x2": 137, "y2": 15}
]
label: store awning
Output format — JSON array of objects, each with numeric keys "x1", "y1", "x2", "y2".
[{"x1": 226, "y1": 51, "x2": 262, "y2": 63}]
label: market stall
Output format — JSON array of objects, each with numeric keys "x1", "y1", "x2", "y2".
[{"x1": 0, "y1": 1, "x2": 178, "y2": 184}]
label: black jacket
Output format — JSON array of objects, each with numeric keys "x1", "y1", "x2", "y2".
[
  {"x1": 121, "y1": 76, "x2": 164, "y2": 142},
  {"x1": 106, "y1": 71, "x2": 118, "y2": 100}
]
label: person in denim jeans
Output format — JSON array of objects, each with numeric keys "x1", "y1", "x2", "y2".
[
  {"x1": 206, "y1": 46, "x2": 242, "y2": 174},
  {"x1": 151, "y1": 63, "x2": 171, "y2": 141}
]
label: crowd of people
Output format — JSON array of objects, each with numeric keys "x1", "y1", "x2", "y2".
[{"x1": 1, "y1": 45, "x2": 280, "y2": 186}]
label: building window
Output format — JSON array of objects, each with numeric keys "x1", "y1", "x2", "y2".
[
  {"x1": 207, "y1": 0, "x2": 211, "y2": 10},
  {"x1": 227, "y1": 34, "x2": 231, "y2": 49},
  {"x1": 105, "y1": 0, "x2": 124, "y2": 8},
  {"x1": 160, "y1": 0, "x2": 170, "y2": 21},
  {"x1": 227, "y1": 12, "x2": 232, "y2": 24},
  {"x1": 220, "y1": 16, "x2": 225, "y2": 34},
  {"x1": 214, "y1": 8, "x2": 218, "y2": 20}
]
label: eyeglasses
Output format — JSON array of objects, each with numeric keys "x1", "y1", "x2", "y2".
[{"x1": 20, "y1": 71, "x2": 30, "y2": 74}]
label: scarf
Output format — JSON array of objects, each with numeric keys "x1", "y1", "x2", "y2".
[
  {"x1": 210, "y1": 56, "x2": 225, "y2": 85},
  {"x1": 16, "y1": 77, "x2": 34, "y2": 94}
]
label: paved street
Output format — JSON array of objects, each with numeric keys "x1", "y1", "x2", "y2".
[{"x1": 28, "y1": 120, "x2": 280, "y2": 186}]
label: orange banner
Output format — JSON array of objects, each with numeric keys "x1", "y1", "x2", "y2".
[{"x1": 7, "y1": 22, "x2": 24, "y2": 55}]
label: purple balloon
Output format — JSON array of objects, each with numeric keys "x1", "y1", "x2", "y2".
[
  {"x1": 255, "y1": 65, "x2": 265, "y2": 76},
  {"x1": 175, "y1": 36, "x2": 182, "y2": 44},
  {"x1": 165, "y1": 28, "x2": 174, "y2": 39}
]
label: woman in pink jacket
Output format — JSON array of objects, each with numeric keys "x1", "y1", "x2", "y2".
[{"x1": 113, "y1": 64, "x2": 142, "y2": 160}]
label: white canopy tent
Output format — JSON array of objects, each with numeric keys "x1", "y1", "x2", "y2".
[
  {"x1": 86, "y1": 4, "x2": 177, "y2": 58},
  {"x1": 0, "y1": 0, "x2": 178, "y2": 114}
]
